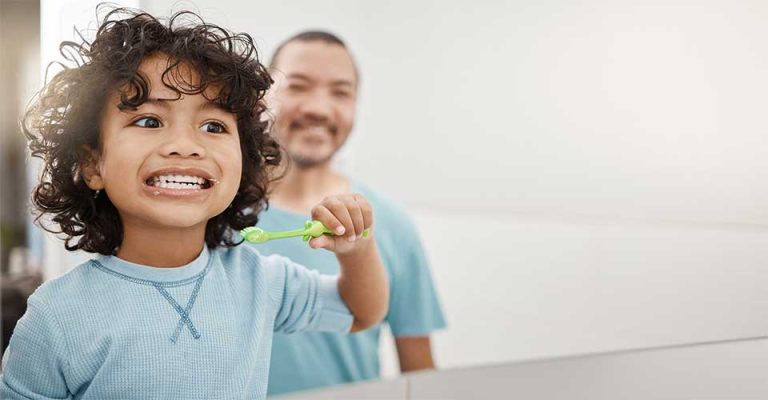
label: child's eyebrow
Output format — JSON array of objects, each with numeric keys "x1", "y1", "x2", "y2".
[
  {"x1": 129, "y1": 98, "x2": 228, "y2": 114},
  {"x1": 138, "y1": 98, "x2": 172, "y2": 109},
  {"x1": 119, "y1": 98, "x2": 171, "y2": 113},
  {"x1": 199, "y1": 101, "x2": 229, "y2": 113}
]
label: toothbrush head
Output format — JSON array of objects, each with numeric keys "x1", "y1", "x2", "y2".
[{"x1": 241, "y1": 227, "x2": 270, "y2": 243}]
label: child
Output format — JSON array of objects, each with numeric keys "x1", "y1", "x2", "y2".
[{"x1": 1, "y1": 7, "x2": 388, "y2": 399}]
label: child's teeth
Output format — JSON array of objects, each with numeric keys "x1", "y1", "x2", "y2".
[{"x1": 149, "y1": 174, "x2": 208, "y2": 189}]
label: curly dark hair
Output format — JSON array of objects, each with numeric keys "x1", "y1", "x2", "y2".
[{"x1": 23, "y1": 6, "x2": 281, "y2": 255}]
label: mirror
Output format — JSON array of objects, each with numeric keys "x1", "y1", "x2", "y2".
[{"x1": 15, "y1": 0, "x2": 768, "y2": 390}]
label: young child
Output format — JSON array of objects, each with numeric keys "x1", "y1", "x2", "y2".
[{"x1": 1, "y1": 7, "x2": 388, "y2": 399}]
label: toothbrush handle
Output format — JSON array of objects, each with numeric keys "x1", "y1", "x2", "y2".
[{"x1": 269, "y1": 228, "x2": 311, "y2": 240}]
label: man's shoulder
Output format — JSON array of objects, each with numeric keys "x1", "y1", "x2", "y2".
[{"x1": 351, "y1": 181, "x2": 414, "y2": 229}]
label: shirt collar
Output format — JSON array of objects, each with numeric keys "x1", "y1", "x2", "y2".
[{"x1": 94, "y1": 246, "x2": 210, "y2": 283}]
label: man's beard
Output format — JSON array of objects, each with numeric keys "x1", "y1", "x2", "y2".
[
  {"x1": 289, "y1": 151, "x2": 334, "y2": 169},
  {"x1": 277, "y1": 122, "x2": 342, "y2": 169}
]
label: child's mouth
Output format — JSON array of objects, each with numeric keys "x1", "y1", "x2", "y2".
[{"x1": 145, "y1": 174, "x2": 215, "y2": 190}]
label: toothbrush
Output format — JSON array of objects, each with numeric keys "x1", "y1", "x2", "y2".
[{"x1": 241, "y1": 220, "x2": 370, "y2": 244}]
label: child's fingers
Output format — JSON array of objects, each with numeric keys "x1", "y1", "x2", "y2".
[
  {"x1": 345, "y1": 196, "x2": 365, "y2": 239},
  {"x1": 323, "y1": 197, "x2": 358, "y2": 240},
  {"x1": 309, "y1": 235, "x2": 333, "y2": 250},
  {"x1": 354, "y1": 194, "x2": 374, "y2": 231},
  {"x1": 311, "y1": 201, "x2": 350, "y2": 236}
]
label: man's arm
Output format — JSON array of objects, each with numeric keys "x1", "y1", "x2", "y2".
[{"x1": 395, "y1": 336, "x2": 436, "y2": 372}]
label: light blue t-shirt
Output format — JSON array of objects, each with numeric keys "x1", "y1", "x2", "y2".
[
  {"x1": 259, "y1": 182, "x2": 447, "y2": 396},
  {"x1": 1, "y1": 245, "x2": 353, "y2": 399}
]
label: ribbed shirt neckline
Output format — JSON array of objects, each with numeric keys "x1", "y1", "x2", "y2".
[{"x1": 93, "y1": 246, "x2": 210, "y2": 283}]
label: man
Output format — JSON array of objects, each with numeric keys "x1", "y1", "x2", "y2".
[{"x1": 258, "y1": 31, "x2": 446, "y2": 396}]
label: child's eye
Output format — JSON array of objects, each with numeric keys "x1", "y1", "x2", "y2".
[
  {"x1": 200, "y1": 121, "x2": 227, "y2": 134},
  {"x1": 133, "y1": 116, "x2": 162, "y2": 129}
]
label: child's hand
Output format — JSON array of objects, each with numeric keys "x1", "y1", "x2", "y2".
[{"x1": 308, "y1": 194, "x2": 374, "y2": 254}]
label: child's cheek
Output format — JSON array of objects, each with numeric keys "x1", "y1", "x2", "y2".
[{"x1": 224, "y1": 154, "x2": 243, "y2": 202}]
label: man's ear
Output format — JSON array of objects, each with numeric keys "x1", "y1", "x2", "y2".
[{"x1": 79, "y1": 146, "x2": 104, "y2": 190}]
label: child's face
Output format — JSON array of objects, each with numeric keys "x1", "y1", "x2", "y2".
[{"x1": 91, "y1": 54, "x2": 242, "y2": 233}]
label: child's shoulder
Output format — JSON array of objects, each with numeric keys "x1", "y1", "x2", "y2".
[{"x1": 25, "y1": 259, "x2": 103, "y2": 311}]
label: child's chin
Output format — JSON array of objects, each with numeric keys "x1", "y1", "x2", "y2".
[{"x1": 150, "y1": 211, "x2": 212, "y2": 230}]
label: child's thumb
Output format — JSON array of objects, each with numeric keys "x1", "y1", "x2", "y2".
[{"x1": 309, "y1": 235, "x2": 334, "y2": 251}]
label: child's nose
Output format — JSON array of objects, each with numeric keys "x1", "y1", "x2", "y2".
[{"x1": 160, "y1": 126, "x2": 206, "y2": 158}]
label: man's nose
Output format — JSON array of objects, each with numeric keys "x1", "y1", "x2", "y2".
[
  {"x1": 159, "y1": 125, "x2": 206, "y2": 158},
  {"x1": 298, "y1": 91, "x2": 333, "y2": 121}
]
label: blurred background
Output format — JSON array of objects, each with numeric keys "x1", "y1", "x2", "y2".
[{"x1": 2, "y1": 0, "x2": 768, "y2": 381}]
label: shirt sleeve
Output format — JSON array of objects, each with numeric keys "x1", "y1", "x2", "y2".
[
  {"x1": 1, "y1": 297, "x2": 72, "y2": 399},
  {"x1": 386, "y1": 215, "x2": 448, "y2": 337},
  {"x1": 272, "y1": 256, "x2": 354, "y2": 334}
]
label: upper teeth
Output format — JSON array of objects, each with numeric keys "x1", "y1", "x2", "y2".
[{"x1": 150, "y1": 174, "x2": 207, "y2": 189}]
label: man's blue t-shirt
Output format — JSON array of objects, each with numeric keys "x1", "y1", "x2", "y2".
[{"x1": 257, "y1": 182, "x2": 447, "y2": 396}]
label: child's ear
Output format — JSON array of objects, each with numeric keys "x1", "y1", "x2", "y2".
[{"x1": 79, "y1": 146, "x2": 104, "y2": 190}]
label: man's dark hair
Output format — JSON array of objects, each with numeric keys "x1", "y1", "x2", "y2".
[
  {"x1": 23, "y1": 6, "x2": 281, "y2": 255},
  {"x1": 270, "y1": 30, "x2": 357, "y2": 78}
]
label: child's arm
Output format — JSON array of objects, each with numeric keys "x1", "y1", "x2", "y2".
[
  {"x1": 1, "y1": 299, "x2": 71, "y2": 399},
  {"x1": 307, "y1": 194, "x2": 389, "y2": 332}
]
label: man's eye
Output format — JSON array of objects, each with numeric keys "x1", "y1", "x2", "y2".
[
  {"x1": 133, "y1": 117, "x2": 162, "y2": 129},
  {"x1": 333, "y1": 91, "x2": 351, "y2": 99},
  {"x1": 288, "y1": 84, "x2": 307, "y2": 92},
  {"x1": 200, "y1": 121, "x2": 227, "y2": 134}
]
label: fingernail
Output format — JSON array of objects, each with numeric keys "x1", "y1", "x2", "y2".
[
  {"x1": 347, "y1": 235, "x2": 356, "y2": 242},
  {"x1": 336, "y1": 226, "x2": 345, "y2": 235}
]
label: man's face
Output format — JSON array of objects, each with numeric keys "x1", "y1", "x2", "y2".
[{"x1": 270, "y1": 40, "x2": 357, "y2": 168}]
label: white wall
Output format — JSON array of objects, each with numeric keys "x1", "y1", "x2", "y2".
[
  {"x1": 418, "y1": 211, "x2": 768, "y2": 368},
  {"x1": 39, "y1": 0, "x2": 768, "y2": 373}
]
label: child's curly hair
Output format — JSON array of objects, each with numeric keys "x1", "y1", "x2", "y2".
[{"x1": 23, "y1": 6, "x2": 281, "y2": 255}]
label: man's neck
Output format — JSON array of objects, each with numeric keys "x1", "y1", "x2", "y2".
[{"x1": 270, "y1": 162, "x2": 349, "y2": 215}]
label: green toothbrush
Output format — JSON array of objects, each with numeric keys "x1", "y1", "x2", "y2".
[{"x1": 241, "y1": 220, "x2": 370, "y2": 244}]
